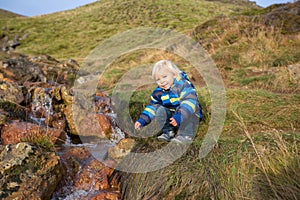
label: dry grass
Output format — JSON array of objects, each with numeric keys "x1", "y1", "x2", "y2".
[
  {"x1": 116, "y1": 127, "x2": 299, "y2": 199},
  {"x1": 191, "y1": 15, "x2": 300, "y2": 93}
]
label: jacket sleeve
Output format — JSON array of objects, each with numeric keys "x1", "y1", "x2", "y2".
[
  {"x1": 172, "y1": 82, "x2": 199, "y2": 126},
  {"x1": 136, "y1": 90, "x2": 162, "y2": 127}
]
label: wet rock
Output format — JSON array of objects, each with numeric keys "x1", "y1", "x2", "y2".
[
  {"x1": 75, "y1": 159, "x2": 114, "y2": 191},
  {"x1": 61, "y1": 146, "x2": 91, "y2": 163},
  {"x1": 63, "y1": 104, "x2": 78, "y2": 135},
  {"x1": 60, "y1": 85, "x2": 73, "y2": 105},
  {"x1": 96, "y1": 113, "x2": 113, "y2": 138},
  {"x1": 45, "y1": 113, "x2": 67, "y2": 131},
  {"x1": 51, "y1": 147, "x2": 90, "y2": 199},
  {"x1": 89, "y1": 190, "x2": 121, "y2": 200},
  {"x1": 1, "y1": 120, "x2": 66, "y2": 145},
  {"x1": 64, "y1": 104, "x2": 112, "y2": 137},
  {"x1": 108, "y1": 138, "x2": 136, "y2": 162},
  {"x1": 95, "y1": 93, "x2": 112, "y2": 114},
  {"x1": 64, "y1": 91, "x2": 114, "y2": 137},
  {"x1": 76, "y1": 113, "x2": 110, "y2": 137},
  {"x1": 53, "y1": 146, "x2": 121, "y2": 200},
  {"x1": 0, "y1": 142, "x2": 63, "y2": 200},
  {"x1": 25, "y1": 85, "x2": 73, "y2": 132}
]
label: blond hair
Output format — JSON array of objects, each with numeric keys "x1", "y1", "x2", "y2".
[{"x1": 152, "y1": 60, "x2": 181, "y2": 79}]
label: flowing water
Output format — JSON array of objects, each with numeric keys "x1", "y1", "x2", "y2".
[{"x1": 29, "y1": 88, "x2": 124, "y2": 199}]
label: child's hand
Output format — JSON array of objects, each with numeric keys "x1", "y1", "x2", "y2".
[
  {"x1": 170, "y1": 117, "x2": 178, "y2": 126},
  {"x1": 135, "y1": 122, "x2": 141, "y2": 130}
]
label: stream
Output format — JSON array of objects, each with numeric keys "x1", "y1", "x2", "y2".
[{"x1": 29, "y1": 87, "x2": 125, "y2": 199}]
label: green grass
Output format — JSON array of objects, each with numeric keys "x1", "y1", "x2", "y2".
[
  {"x1": 0, "y1": 0, "x2": 256, "y2": 61},
  {"x1": 120, "y1": 87, "x2": 300, "y2": 199},
  {"x1": 118, "y1": 131, "x2": 300, "y2": 199}
]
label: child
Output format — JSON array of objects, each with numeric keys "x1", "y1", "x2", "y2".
[{"x1": 134, "y1": 60, "x2": 202, "y2": 143}]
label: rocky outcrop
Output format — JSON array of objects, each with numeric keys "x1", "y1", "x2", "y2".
[
  {"x1": 0, "y1": 142, "x2": 63, "y2": 200},
  {"x1": 0, "y1": 51, "x2": 124, "y2": 199},
  {"x1": 1, "y1": 54, "x2": 79, "y2": 85}
]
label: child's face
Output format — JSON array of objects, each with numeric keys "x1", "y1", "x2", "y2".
[{"x1": 155, "y1": 67, "x2": 176, "y2": 90}]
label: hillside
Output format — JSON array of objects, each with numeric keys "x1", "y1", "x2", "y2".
[
  {"x1": 0, "y1": 9, "x2": 24, "y2": 19},
  {"x1": 0, "y1": 0, "x2": 257, "y2": 61}
]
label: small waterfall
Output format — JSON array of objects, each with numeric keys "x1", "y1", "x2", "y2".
[
  {"x1": 105, "y1": 111, "x2": 125, "y2": 144},
  {"x1": 29, "y1": 90, "x2": 53, "y2": 126},
  {"x1": 51, "y1": 93, "x2": 125, "y2": 199}
]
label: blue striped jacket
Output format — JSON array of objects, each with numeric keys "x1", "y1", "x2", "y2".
[{"x1": 137, "y1": 71, "x2": 202, "y2": 127}]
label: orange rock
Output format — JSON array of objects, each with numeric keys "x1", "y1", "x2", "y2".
[
  {"x1": 90, "y1": 190, "x2": 121, "y2": 200},
  {"x1": 1, "y1": 121, "x2": 65, "y2": 145},
  {"x1": 107, "y1": 138, "x2": 136, "y2": 161},
  {"x1": 74, "y1": 159, "x2": 114, "y2": 191},
  {"x1": 96, "y1": 113, "x2": 112, "y2": 138}
]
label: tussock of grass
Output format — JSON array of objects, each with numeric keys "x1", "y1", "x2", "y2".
[
  {"x1": 116, "y1": 129, "x2": 299, "y2": 199},
  {"x1": 253, "y1": 131, "x2": 300, "y2": 199},
  {"x1": 22, "y1": 133, "x2": 55, "y2": 151}
]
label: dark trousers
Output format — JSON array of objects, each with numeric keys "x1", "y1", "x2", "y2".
[{"x1": 156, "y1": 106, "x2": 200, "y2": 138}]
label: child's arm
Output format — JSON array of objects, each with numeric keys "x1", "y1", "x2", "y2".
[
  {"x1": 172, "y1": 84, "x2": 199, "y2": 126},
  {"x1": 135, "y1": 88, "x2": 162, "y2": 129}
]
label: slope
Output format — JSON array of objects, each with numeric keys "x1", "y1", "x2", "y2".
[{"x1": 0, "y1": 0, "x2": 257, "y2": 61}]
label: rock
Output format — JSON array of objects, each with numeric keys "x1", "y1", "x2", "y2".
[
  {"x1": 1, "y1": 121, "x2": 66, "y2": 145},
  {"x1": 96, "y1": 113, "x2": 113, "y2": 138},
  {"x1": 1, "y1": 54, "x2": 46, "y2": 83},
  {"x1": 0, "y1": 142, "x2": 63, "y2": 200},
  {"x1": 64, "y1": 105, "x2": 112, "y2": 137},
  {"x1": 0, "y1": 109, "x2": 8, "y2": 126},
  {"x1": 63, "y1": 104, "x2": 78, "y2": 135},
  {"x1": 52, "y1": 146, "x2": 121, "y2": 200},
  {"x1": 1, "y1": 54, "x2": 78, "y2": 85},
  {"x1": 89, "y1": 190, "x2": 121, "y2": 200},
  {"x1": 61, "y1": 146, "x2": 91, "y2": 162},
  {"x1": 0, "y1": 78, "x2": 24, "y2": 104},
  {"x1": 60, "y1": 85, "x2": 73, "y2": 105},
  {"x1": 75, "y1": 159, "x2": 114, "y2": 191},
  {"x1": 95, "y1": 93, "x2": 112, "y2": 114},
  {"x1": 108, "y1": 138, "x2": 136, "y2": 162}
]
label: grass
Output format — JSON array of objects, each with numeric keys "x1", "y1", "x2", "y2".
[
  {"x1": 191, "y1": 13, "x2": 300, "y2": 93},
  {"x1": 22, "y1": 132, "x2": 56, "y2": 151},
  {"x1": 117, "y1": 130, "x2": 300, "y2": 199},
  {"x1": 120, "y1": 85, "x2": 299, "y2": 199}
]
